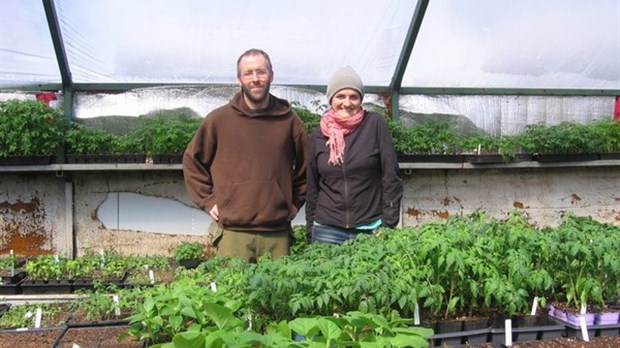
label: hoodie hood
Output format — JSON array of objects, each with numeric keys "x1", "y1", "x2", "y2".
[{"x1": 229, "y1": 91, "x2": 292, "y2": 118}]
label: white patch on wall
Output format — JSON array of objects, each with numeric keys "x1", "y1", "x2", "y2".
[
  {"x1": 98, "y1": 192, "x2": 211, "y2": 235},
  {"x1": 98, "y1": 192, "x2": 307, "y2": 235}
]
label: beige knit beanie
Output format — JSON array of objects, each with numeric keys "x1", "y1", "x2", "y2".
[{"x1": 326, "y1": 66, "x2": 364, "y2": 103}]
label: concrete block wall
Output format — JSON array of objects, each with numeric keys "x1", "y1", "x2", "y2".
[
  {"x1": 401, "y1": 166, "x2": 620, "y2": 228},
  {"x1": 1, "y1": 164, "x2": 619, "y2": 257}
]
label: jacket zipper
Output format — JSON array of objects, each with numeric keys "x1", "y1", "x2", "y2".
[{"x1": 343, "y1": 160, "x2": 350, "y2": 228}]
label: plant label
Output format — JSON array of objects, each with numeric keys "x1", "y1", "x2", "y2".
[
  {"x1": 113, "y1": 294, "x2": 121, "y2": 316},
  {"x1": 35, "y1": 308, "x2": 42, "y2": 328},
  {"x1": 504, "y1": 319, "x2": 512, "y2": 347},
  {"x1": 10, "y1": 249, "x2": 14, "y2": 276},
  {"x1": 530, "y1": 296, "x2": 539, "y2": 315},
  {"x1": 579, "y1": 315, "x2": 589, "y2": 341}
]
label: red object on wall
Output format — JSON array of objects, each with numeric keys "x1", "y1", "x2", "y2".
[
  {"x1": 615, "y1": 96, "x2": 620, "y2": 121},
  {"x1": 36, "y1": 92, "x2": 57, "y2": 106}
]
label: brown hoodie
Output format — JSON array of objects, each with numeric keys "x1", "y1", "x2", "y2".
[{"x1": 183, "y1": 92, "x2": 308, "y2": 232}]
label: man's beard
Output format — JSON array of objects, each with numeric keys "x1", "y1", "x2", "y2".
[{"x1": 241, "y1": 82, "x2": 271, "y2": 105}]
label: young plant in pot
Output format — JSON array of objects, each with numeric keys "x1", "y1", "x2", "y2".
[
  {"x1": 0, "y1": 99, "x2": 67, "y2": 163},
  {"x1": 173, "y1": 242, "x2": 204, "y2": 269}
]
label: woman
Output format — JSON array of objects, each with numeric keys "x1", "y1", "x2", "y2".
[{"x1": 306, "y1": 66, "x2": 403, "y2": 244}]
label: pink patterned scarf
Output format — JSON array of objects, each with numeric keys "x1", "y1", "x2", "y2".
[{"x1": 320, "y1": 108, "x2": 365, "y2": 165}]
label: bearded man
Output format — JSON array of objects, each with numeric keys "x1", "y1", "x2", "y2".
[{"x1": 183, "y1": 49, "x2": 308, "y2": 262}]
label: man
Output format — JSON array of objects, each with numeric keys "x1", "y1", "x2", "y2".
[{"x1": 183, "y1": 48, "x2": 308, "y2": 262}]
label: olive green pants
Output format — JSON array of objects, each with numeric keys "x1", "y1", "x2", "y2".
[{"x1": 209, "y1": 223, "x2": 291, "y2": 263}]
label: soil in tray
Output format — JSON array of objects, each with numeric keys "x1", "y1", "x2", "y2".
[
  {"x1": 439, "y1": 337, "x2": 620, "y2": 347},
  {"x1": 0, "y1": 302, "x2": 73, "y2": 330},
  {"x1": 57, "y1": 325, "x2": 142, "y2": 348},
  {"x1": 511, "y1": 336, "x2": 620, "y2": 347},
  {"x1": 0, "y1": 327, "x2": 64, "y2": 348},
  {"x1": 123, "y1": 267, "x2": 177, "y2": 287},
  {"x1": 66, "y1": 306, "x2": 135, "y2": 326}
]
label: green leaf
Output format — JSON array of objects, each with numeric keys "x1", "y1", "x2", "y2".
[
  {"x1": 289, "y1": 318, "x2": 320, "y2": 338},
  {"x1": 169, "y1": 315, "x2": 183, "y2": 332},
  {"x1": 180, "y1": 306, "x2": 198, "y2": 319},
  {"x1": 392, "y1": 326, "x2": 434, "y2": 337},
  {"x1": 390, "y1": 334, "x2": 430, "y2": 348},
  {"x1": 316, "y1": 317, "x2": 342, "y2": 341},
  {"x1": 266, "y1": 320, "x2": 293, "y2": 339},
  {"x1": 171, "y1": 330, "x2": 205, "y2": 348},
  {"x1": 203, "y1": 302, "x2": 244, "y2": 331}
]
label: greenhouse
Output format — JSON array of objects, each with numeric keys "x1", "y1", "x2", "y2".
[{"x1": 1, "y1": 0, "x2": 620, "y2": 347}]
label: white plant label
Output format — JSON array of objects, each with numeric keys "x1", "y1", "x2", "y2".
[
  {"x1": 210, "y1": 282, "x2": 217, "y2": 292},
  {"x1": 579, "y1": 315, "x2": 589, "y2": 341},
  {"x1": 247, "y1": 314, "x2": 253, "y2": 331},
  {"x1": 10, "y1": 249, "x2": 14, "y2": 276},
  {"x1": 530, "y1": 296, "x2": 539, "y2": 315},
  {"x1": 112, "y1": 294, "x2": 121, "y2": 316},
  {"x1": 35, "y1": 308, "x2": 42, "y2": 328},
  {"x1": 149, "y1": 269, "x2": 155, "y2": 284},
  {"x1": 504, "y1": 319, "x2": 512, "y2": 347},
  {"x1": 414, "y1": 303, "x2": 420, "y2": 325}
]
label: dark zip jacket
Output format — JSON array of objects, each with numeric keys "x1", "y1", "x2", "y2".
[{"x1": 306, "y1": 111, "x2": 402, "y2": 230}]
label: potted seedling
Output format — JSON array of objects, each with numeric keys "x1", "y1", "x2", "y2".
[
  {"x1": 390, "y1": 120, "x2": 466, "y2": 163},
  {"x1": 65, "y1": 122, "x2": 147, "y2": 164},
  {"x1": 22, "y1": 255, "x2": 72, "y2": 294},
  {"x1": 592, "y1": 118, "x2": 620, "y2": 159},
  {"x1": 0, "y1": 251, "x2": 26, "y2": 295},
  {"x1": 127, "y1": 111, "x2": 202, "y2": 164},
  {"x1": 522, "y1": 121, "x2": 600, "y2": 162},
  {"x1": 173, "y1": 241, "x2": 204, "y2": 269},
  {"x1": 0, "y1": 99, "x2": 67, "y2": 164}
]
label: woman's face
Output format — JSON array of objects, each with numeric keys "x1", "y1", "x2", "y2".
[{"x1": 330, "y1": 88, "x2": 362, "y2": 118}]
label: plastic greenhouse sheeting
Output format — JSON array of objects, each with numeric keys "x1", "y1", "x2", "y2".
[
  {"x1": 1, "y1": 0, "x2": 619, "y2": 90},
  {"x1": 405, "y1": 0, "x2": 620, "y2": 89},
  {"x1": 399, "y1": 95, "x2": 615, "y2": 136},
  {"x1": 0, "y1": 86, "x2": 594, "y2": 136}
]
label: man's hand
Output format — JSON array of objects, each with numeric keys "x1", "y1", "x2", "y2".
[{"x1": 209, "y1": 204, "x2": 219, "y2": 221}]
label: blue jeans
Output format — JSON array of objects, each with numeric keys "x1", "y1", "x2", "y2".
[{"x1": 311, "y1": 224, "x2": 373, "y2": 245}]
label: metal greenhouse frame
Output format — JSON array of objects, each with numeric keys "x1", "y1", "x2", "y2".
[{"x1": 2, "y1": 0, "x2": 618, "y2": 121}]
